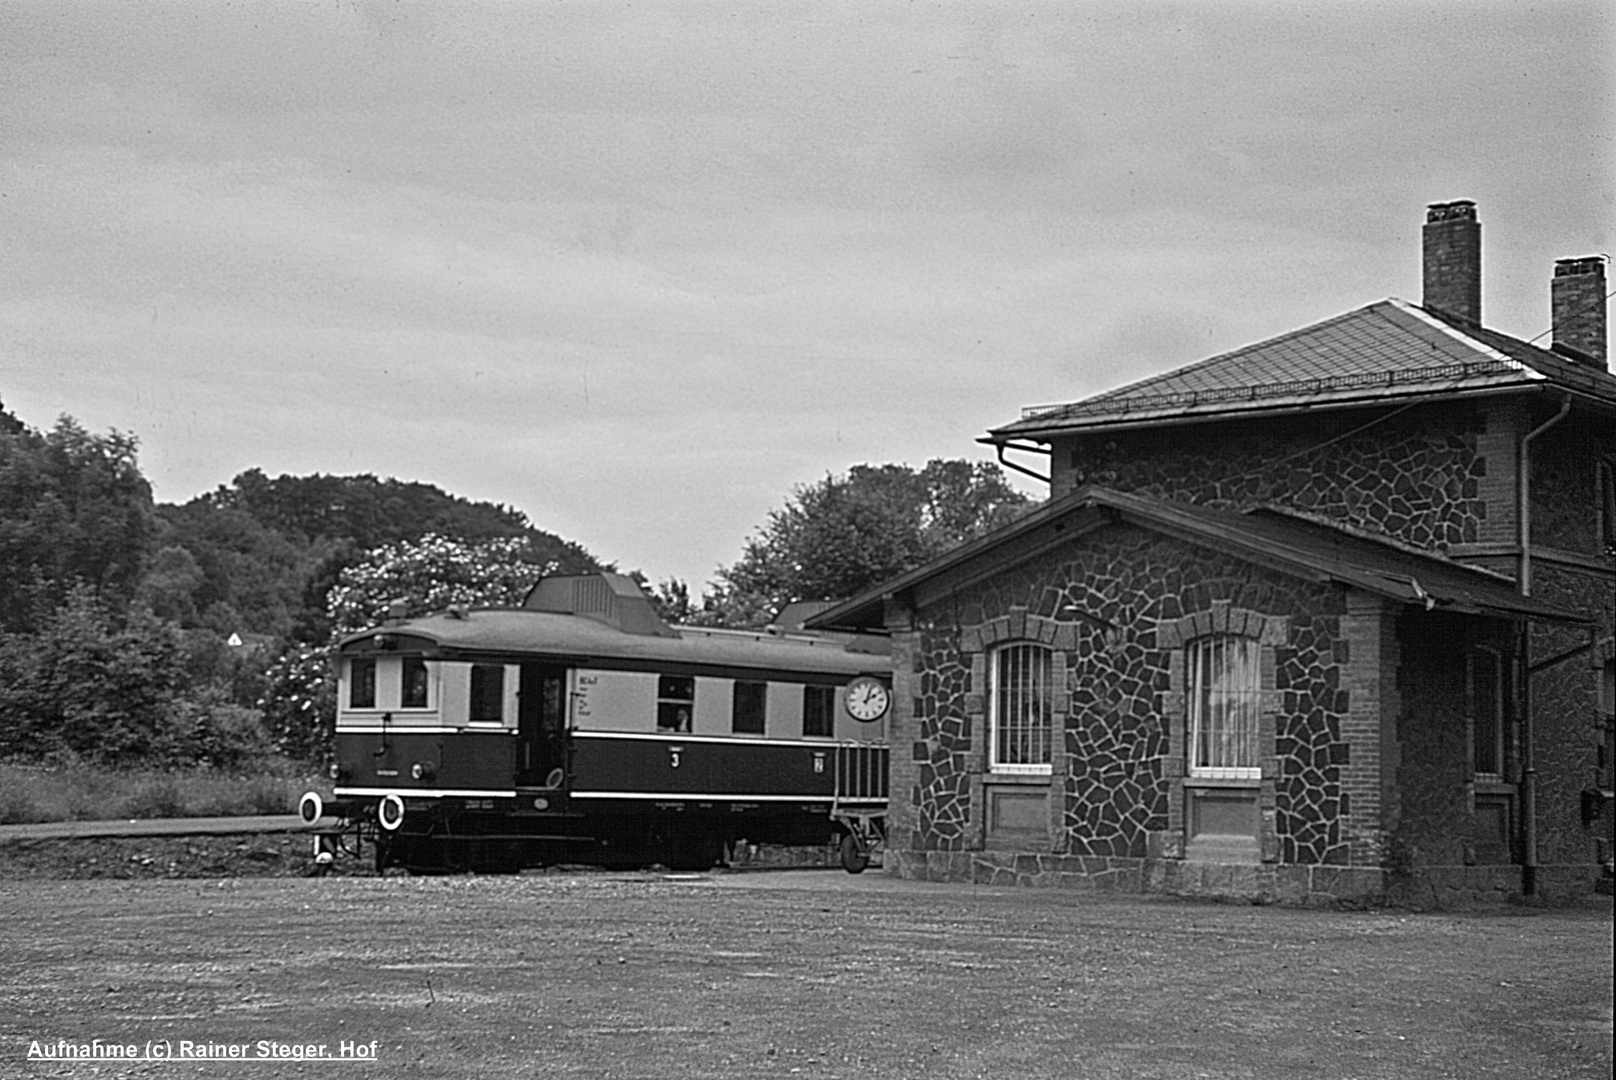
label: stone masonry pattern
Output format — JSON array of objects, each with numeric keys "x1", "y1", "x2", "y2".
[
  {"x1": 908, "y1": 523, "x2": 1355, "y2": 866},
  {"x1": 1059, "y1": 409, "x2": 1486, "y2": 552}
]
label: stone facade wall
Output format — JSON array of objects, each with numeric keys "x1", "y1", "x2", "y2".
[
  {"x1": 1529, "y1": 416, "x2": 1612, "y2": 554},
  {"x1": 902, "y1": 523, "x2": 1357, "y2": 877},
  {"x1": 1527, "y1": 562, "x2": 1611, "y2": 867},
  {"x1": 1389, "y1": 611, "x2": 1524, "y2": 873},
  {"x1": 1052, "y1": 406, "x2": 1487, "y2": 552}
]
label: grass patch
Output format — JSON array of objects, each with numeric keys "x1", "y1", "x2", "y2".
[{"x1": 0, "y1": 758, "x2": 329, "y2": 822}]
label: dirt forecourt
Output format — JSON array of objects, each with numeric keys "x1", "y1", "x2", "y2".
[{"x1": 0, "y1": 869, "x2": 1610, "y2": 1080}]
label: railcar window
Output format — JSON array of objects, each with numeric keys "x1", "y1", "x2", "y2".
[
  {"x1": 732, "y1": 681, "x2": 767, "y2": 735},
  {"x1": 657, "y1": 675, "x2": 694, "y2": 732},
  {"x1": 802, "y1": 685, "x2": 835, "y2": 738},
  {"x1": 349, "y1": 658, "x2": 376, "y2": 709},
  {"x1": 402, "y1": 657, "x2": 431, "y2": 709},
  {"x1": 470, "y1": 664, "x2": 504, "y2": 723}
]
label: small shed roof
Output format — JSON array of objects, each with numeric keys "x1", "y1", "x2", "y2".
[{"x1": 805, "y1": 486, "x2": 1586, "y2": 631}]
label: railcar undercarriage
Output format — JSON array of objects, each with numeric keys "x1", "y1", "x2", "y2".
[{"x1": 300, "y1": 791, "x2": 881, "y2": 875}]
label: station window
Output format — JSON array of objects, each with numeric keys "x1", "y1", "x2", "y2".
[
  {"x1": 401, "y1": 657, "x2": 431, "y2": 709},
  {"x1": 1468, "y1": 647, "x2": 1505, "y2": 781},
  {"x1": 990, "y1": 642, "x2": 1053, "y2": 773},
  {"x1": 349, "y1": 658, "x2": 376, "y2": 710},
  {"x1": 657, "y1": 675, "x2": 694, "y2": 732},
  {"x1": 1187, "y1": 636, "x2": 1261, "y2": 780},
  {"x1": 469, "y1": 664, "x2": 505, "y2": 724},
  {"x1": 733, "y1": 681, "x2": 767, "y2": 735},
  {"x1": 802, "y1": 685, "x2": 835, "y2": 738}
]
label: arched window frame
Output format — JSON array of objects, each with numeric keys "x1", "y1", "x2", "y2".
[
  {"x1": 988, "y1": 641, "x2": 1055, "y2": 775},
  {"x1": 1185, "y1": 634, "x2": 1263, "y2": 781},
  {"x1": 1158, "y1": 603, "x2": 1287, "y2": 862}
]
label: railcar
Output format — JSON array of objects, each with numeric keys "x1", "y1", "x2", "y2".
[{"x1": 299, "y1": 573, "x2": 891, "y2": 875}]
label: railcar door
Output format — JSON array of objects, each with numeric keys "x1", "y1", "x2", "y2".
[{"x1": 517, "y1": 664, "x2": 570, "y2": 788}]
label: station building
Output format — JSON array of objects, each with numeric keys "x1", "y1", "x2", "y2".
[{"x1": 810, "y1": 203, "x2": 1614, "y2": 905}]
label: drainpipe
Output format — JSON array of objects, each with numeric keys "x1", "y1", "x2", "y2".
[
  {"x1": 990, "y1": 440, "x2": 1051, "y2": 486},
  {"x1": 1519, "y1": 395, "x2": 1572, "y2": 596},
  {"x1": 1517, "y1": 393, "x2": 1572, "y2": 896}
]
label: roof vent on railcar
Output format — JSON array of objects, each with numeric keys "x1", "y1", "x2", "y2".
[{"x1": 521, "y1": 572, "x2": 679, "y2": 637}]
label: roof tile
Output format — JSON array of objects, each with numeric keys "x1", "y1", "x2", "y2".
[{"x1": 996, "y1": 298, "x2": 1616, "y2": 439}]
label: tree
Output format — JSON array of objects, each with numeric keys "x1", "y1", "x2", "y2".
[
  {"x1": 324, "y1": 533, "x2": 558, "y2": 637},
  {"x1": 0, "y1": 586, "x2": 265, "y2": 766},
  {"x1": 704, "y1": 459, "x2": 1033, "y2": 626},
  {"x1": 0, "y1": 405, "x2": 155, "y2": 631},
  {"x1": 159, "y1": 469, "x2": 603, "y2": 643},
  {"x1": 264, "y1": 534, "x2": 562, "y2": 760}
]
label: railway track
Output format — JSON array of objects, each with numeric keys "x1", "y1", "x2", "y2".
[{"x1": 0, "y1": 814, "x2": 323, "y2": 841}]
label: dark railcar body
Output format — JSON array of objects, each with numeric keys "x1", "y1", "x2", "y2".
[{"x1": 307, "y1": 574, "x2": 891, "y2": 874}]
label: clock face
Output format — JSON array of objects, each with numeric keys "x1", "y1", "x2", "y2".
[{"x1": 844, "y1": 677, "x2": 891, "y2": 722}]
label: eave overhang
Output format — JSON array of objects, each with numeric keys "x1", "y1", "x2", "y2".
[
  {"x1": 988, "y1": 298, "x2": 1616, "y2": 444},
  {"x1": 805, "y1": 486, "x2": 1589, "y2": 633}
]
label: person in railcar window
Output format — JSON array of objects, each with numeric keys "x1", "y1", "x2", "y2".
[
  {"x1": 657, "y1": 675, "x2": 694, "y2": 731},
  {"x1": 402, "y1": 657, "x2": 431, "y2": 709}
]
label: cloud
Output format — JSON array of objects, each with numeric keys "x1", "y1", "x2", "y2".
[{"x1": 2, "y1": 0, "x2": 1610, "y2": 587}]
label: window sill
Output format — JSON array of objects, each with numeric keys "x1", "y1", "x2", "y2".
[
  {"x1": 985, "y1": 772, "x2": 1052, "y2": 785},
  {"x1": 1184, "y1": 776, "x2": 1261, "y2": 790}
]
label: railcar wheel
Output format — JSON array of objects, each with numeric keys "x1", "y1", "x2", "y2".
[
  {"x1": 839, "y1": 833, "x2": 869, "y2": 875},
  {"x1": 377, "y1": 792, "x2": 406, "y2": 832}
]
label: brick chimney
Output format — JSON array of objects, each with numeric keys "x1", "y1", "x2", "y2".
[
  {"x1": 1423, "y1": 201, "x2": 1482, "y2": 324},
  {"x1": 1550, "y1": 256, "x2": 1607, "y2": 370}
]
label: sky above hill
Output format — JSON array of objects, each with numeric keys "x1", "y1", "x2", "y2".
[{"x1": 2, "y1": 1, "x2": 1611, "y2": 591}]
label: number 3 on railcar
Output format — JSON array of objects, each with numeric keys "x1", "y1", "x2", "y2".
[{"x1": 300, "y1": 574, "x2": 891, "y2": 876}]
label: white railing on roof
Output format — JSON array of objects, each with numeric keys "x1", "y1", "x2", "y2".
[{"x1": 1018, "y1": 360, "x2": 1519, "y2": 421}]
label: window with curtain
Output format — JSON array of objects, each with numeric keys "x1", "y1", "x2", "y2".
[{"x1": 1187, "y1": 636, "x2": 1261, "y2": 779}]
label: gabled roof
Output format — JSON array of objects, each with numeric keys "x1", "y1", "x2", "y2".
[
  {"x1": 805, "y1": 486, "x2": 1585, "y2": 632},
  {"x1": 991, "y1": 298, "x2": 1616, "y2": 441}
]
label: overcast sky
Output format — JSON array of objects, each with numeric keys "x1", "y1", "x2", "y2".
[{"x1": 2, "y1": 1, "x2": 1611, "y2": 591}]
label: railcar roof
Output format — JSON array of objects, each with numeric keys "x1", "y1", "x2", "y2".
[{"x1": 337, "y1": 608, "x2": 890, "y2": 676}]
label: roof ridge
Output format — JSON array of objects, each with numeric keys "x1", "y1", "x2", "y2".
[{"x1": 1381, "y1": 299, "x2": 1544, "y2": 377}]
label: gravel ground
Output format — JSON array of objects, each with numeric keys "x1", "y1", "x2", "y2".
[{"x1": 0, "y1": 865, "x2": 1609, "y2": 1080}]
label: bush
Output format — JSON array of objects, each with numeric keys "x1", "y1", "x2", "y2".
[
  {"x1": 124, "y1": 776, "x2": 188, "y2": 819},
  {"x1": 258, "y1": 643, "x2": 336, "y2": 762},
  {"x1": 178, "y1": 697, "x2": 275, "y2": 770},
  {"x1": 0, "y1": 758, "x2": 325, "y2": 822},
  {"x1": 0, "y1": 589, "x2": 279, "y2": 768},
  {"x1": 0, "y1": 785, "x2": 42, "y2": 825},
  {"x1": 0, "y1": 588, "x2": 189, "y2": 762}
]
